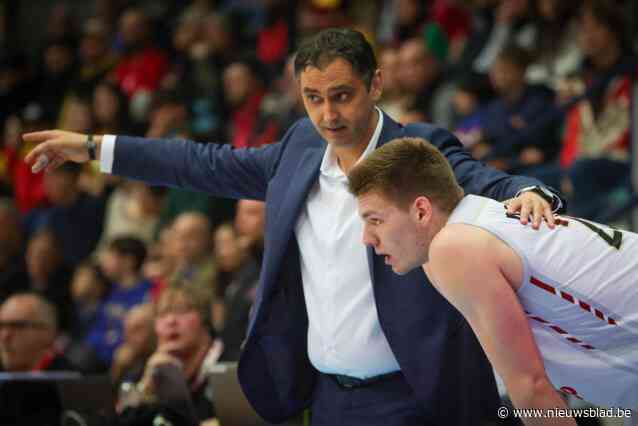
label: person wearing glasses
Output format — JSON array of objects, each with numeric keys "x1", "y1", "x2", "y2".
[{"x1": 0, "y1": 292, "x2": 73, "y2": 372}]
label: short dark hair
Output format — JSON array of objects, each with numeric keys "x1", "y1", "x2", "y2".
[
  {"x1": 348, "y1": 137, "x2": 464, "y2": 213},
  {"x1": 496, "y1": 44, "x2": 533, "y2": 70},
  {"x1": 108, "y1": 236, "x2": 147, "y2": 271},
  {"x1": 294, "y1": 28, "x2": 377, "y2": 88}
]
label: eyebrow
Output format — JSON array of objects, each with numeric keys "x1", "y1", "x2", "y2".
[{"x1": 302, "y1": 85, "x2": 354, "y2": 95}]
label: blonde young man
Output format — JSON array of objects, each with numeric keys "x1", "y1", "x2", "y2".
[{"x1": 348, "y1": 138, "x2": 638, "y2": 426}]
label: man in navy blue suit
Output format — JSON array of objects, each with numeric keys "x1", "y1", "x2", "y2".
[{"x1": 25, "y1": 28, "x2": 562, "y2": 426}]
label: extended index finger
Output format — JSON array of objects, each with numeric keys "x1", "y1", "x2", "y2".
[{"x1": 22, "y1": 130, "x2": 59, "y2": 144}]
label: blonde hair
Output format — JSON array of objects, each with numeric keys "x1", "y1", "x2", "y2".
[{"x1": 348, "y1": 137, "x2": 464, "y2": 213}]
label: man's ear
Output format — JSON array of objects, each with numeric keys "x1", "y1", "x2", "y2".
[
  {"x1": 413, "y1": 196, "x2": 433, "y2": 224},
  {"x1": 370, "y1": 69, "x2": 383, "y2": 101}
]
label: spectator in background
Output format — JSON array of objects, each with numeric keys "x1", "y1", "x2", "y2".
[
  {"x1": 0, "y1": 292, "x2": 74, "y2": 371},
  {"x1": 168, "y1": 212, "x2": 217, "y2": 295},
  {"x1": 65, "y1": 260, "x2": 111, "y2": 373},
  {"x1": 97, "y1": 181, "x2": 165, "y2": 254},
  {"x1": 223, "y1": 56, "x2": 280, "y2": 149},
  {"x1": 93, "y1": 81, "x2": 132, "y2": 135},
  {"x1": 526, "y1": 0, "x2": 583, "y2": 89},
  {"x1": 35, "y1": 37, "x2": 77, "y2": 124},
  {"x1": 58, "y1": 93, "x2": 94, "y2": 133},
  {"x1": 116, "y1": 284, "x2": 223, "y2": 425},
  {"x1": 24, "y1": 228, "x2": 74, "y2": 333},
  {"x1": 145, "y1": 90, "x2": 190, "y2": 139},
  {"x1": 473, "y1": 0, "x2": 539, "y2": 73},
  {"x1": 234, "y1": 199, "x2": 266, "y2": 263},
  {"x1": 111, "y1": 303, "x2": 156, "y2": 386},
  {"x1": 27, "y1": 162, "x2": 105, "y2": 267},
  {"x1": 452, "y1": 72, "x2": 493, "y2": 148},
  {"x1": 216, "y1": 210, "x2": 262, "y2": 361},
  {"x1": 86, "y1": 236, "x2": 152, "y2": 366},
  {"x1": 69, "y1": 261, "x2": 110, "y2": 340},
  {"x1": 261, "y1": 54, "x2": 306, "y2": 135},
  {"x1": 397, "y1": 27, "x2": 454, "y2": 127},
  {"x1": 73, "y1": 17, "x2": 119, "y2": 97},
  {"x1": 0, "y1": 293, "x2": 77, "y2": 425},
  {"x1": 392, "y1": 0, "x2": 428, "y2": 42},
  {"x1": 180, "y1": 12, "x2": 235, "y2": 140},
  {"x1": 4, "y1": 109, "x2": 50, "y2": 214},
  {"x1": 377, "y1": 46, "x2": 407, "y2": 122},
  {"x1": 256, "y1": 0, "x2": 297, "y2": 80},
  {"x1": 113, "y1": 8, "x2": 168, "y2": 105},
  {"x1": 477, "y1": 44, "x2": 560, "y2": 184},
  {"x1": 0, "y1": 53, "x2": 35, "y2": 129},
  {"x1": 560, "y1": 0, "x2": 635, "y2": 220},
  {"x1": 0, "y1": 198, "x2": 29, "y2": 303}
]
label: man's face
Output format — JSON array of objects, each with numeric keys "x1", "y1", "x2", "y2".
[
  {"x1": 235, "y1": 200, "x2": 265, "y2": 244},
  {"x1": 0, "y1": 298, "x2": 53, "y2": 371},
  {"x1": 489, "y1": 59, "x2": 525, "y2": 97},
  {"x1": 154, "y1": 293, "x2": 207, "y2": 357},
  {"x1": 172, "y1": 216, "x2": 210, "y2": 265},
  {"x1": 358, "y1": 191, "x2": 427, "y2": 275},
  {"x1": 398, "y1": 39, "x2": 438, "y2": 93},
  {"x1": 299, "y1": 58, "x2": 382, "y2": 150},
  {"x1": 223, "y1": 63, "x2": 255, "y2": 108}
]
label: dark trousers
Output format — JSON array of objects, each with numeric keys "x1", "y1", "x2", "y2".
[{"x1": 310, "y1": 372, "x2": 429, "y2": 426}]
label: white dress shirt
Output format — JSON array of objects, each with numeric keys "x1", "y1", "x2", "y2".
[
  {"x1": 100, "y1": 109, "x2": 400, "y2": 378},
  {"x1": 295, "y1": 108, "x2": 400, "y2": 378}
]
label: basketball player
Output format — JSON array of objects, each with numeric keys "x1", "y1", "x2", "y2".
[{"x1": 348, "y1": 137, "x2": 638, "y2": 425}]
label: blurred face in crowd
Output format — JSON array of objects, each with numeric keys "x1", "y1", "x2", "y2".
[
  {"x1": 172, "y1": 213, "x2": 211, "y2": 265},
  {"x1": 379, "y1": 49, "x2": 401, "y2": 97},
  {"x1": 397, "y1": 38, "x2": 439, "y2": 93},
  {"x1": 99, "y1": 249, "x2": 134, "y2": 282},
  {"x1": 223, "y1": 62, "x2": 258, "y2": 107},
  {"x1": 119, "y1": 9, "x2": 149, "y2": 49},
  {"x1": 579, "y1": 10, "x2": 619, "y2": 61},
  {"x1": 44, "y1": 43, "x2": 74, "y2": 75},
  {"x1": 202, "y1": 14, "x2": 231, "y2": 53},
  {"x1": 64, "y1": 98, "x2": 93, "y2": 133},
  {"x1": 214, "y1": 225, "x2": 244, "y2": 273},
  {"x1": 93, "y1": 83, "x2": 122, "y2": 126},
  {"x1": 154, "y1": 290, "x2": 209, "y2": 358},
  {"x1": 123, "y1": 304, "x2": 155, "y2": 356},
  {"x1": 0, "y1": 295, "x2": 56, "y2": 371},
  {"x1": 26, "y1": 231, "x2": 60, "y2": 283},
  {"x1": 299, "y1": 57, "x2": 382, "y2": 150},
  {"x1": 43, "y1": 169, "x2": 79, "y2": 206},
  {"x1": 71, "y1": 265, "x2": 107, "y2": 305},
  {"x1": 235, "y1": 200, "x2": 265, "y2": 246},
  {"x1": 489, "y1": 58, "x2": 525, "y2": 98}
]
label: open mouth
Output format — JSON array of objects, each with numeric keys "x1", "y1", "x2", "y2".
[{"x1": 324, "y1": 126, "x2": 346, "y2": 133}]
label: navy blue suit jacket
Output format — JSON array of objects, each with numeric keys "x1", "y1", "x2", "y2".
[{"x1": 113, "y1": 113, "x2": 547, "y2": 425}]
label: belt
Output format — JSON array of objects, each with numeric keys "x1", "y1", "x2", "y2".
[{"x1": 328, "y1": 371, "x2": 402, "y2": 389}]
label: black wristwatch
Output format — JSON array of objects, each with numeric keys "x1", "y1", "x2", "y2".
[
  {"x1": 516, "y1": 185, "x2": 563, "y2": 212},
  {"x1": 86, "y1": 134, "x2": 97, "y2": 161}
]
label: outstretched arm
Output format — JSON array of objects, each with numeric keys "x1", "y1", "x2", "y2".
[
  {"x1": 426, "y1": 224, "x2": 575, "y2": 426},
  {"x1": 23, "y1": 129, "x2": 287, "y2": 201}
]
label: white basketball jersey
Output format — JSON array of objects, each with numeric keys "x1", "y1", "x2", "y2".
[{"x1": 447, "y1": 195, "x2": 638, "y2": 410}]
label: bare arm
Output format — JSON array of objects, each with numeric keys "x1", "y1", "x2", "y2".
[{"x1": 426, "y1": 224, "x2": 575, "y2": 426}]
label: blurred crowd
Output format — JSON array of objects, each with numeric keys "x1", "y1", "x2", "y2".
[{"x1": 0, "y1": 0, "x2": 636, "y2": 424}]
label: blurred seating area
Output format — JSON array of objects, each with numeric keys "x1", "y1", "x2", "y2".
[{"x1": 0, "y1": 0, "x2": 637, "y2": 425}]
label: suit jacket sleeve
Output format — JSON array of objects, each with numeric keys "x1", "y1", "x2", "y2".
[
  {"x1": 408, "y1": 123, "x2": 552, "y2": 201},
  {"x1": 111, "y1": 122, "x2": 301, "y2": 201}
]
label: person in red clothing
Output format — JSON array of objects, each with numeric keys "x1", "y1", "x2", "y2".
[
  {"x1": 113, "y1": 8, "x2": 168, "y2": 100},
  {"x1": 222, "y1": 57, "x2": 280, "y2": 149}
]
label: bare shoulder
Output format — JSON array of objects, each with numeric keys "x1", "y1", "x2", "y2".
[{"x1": 429, "y1": 223, "x2": 495, "y2": 262}]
